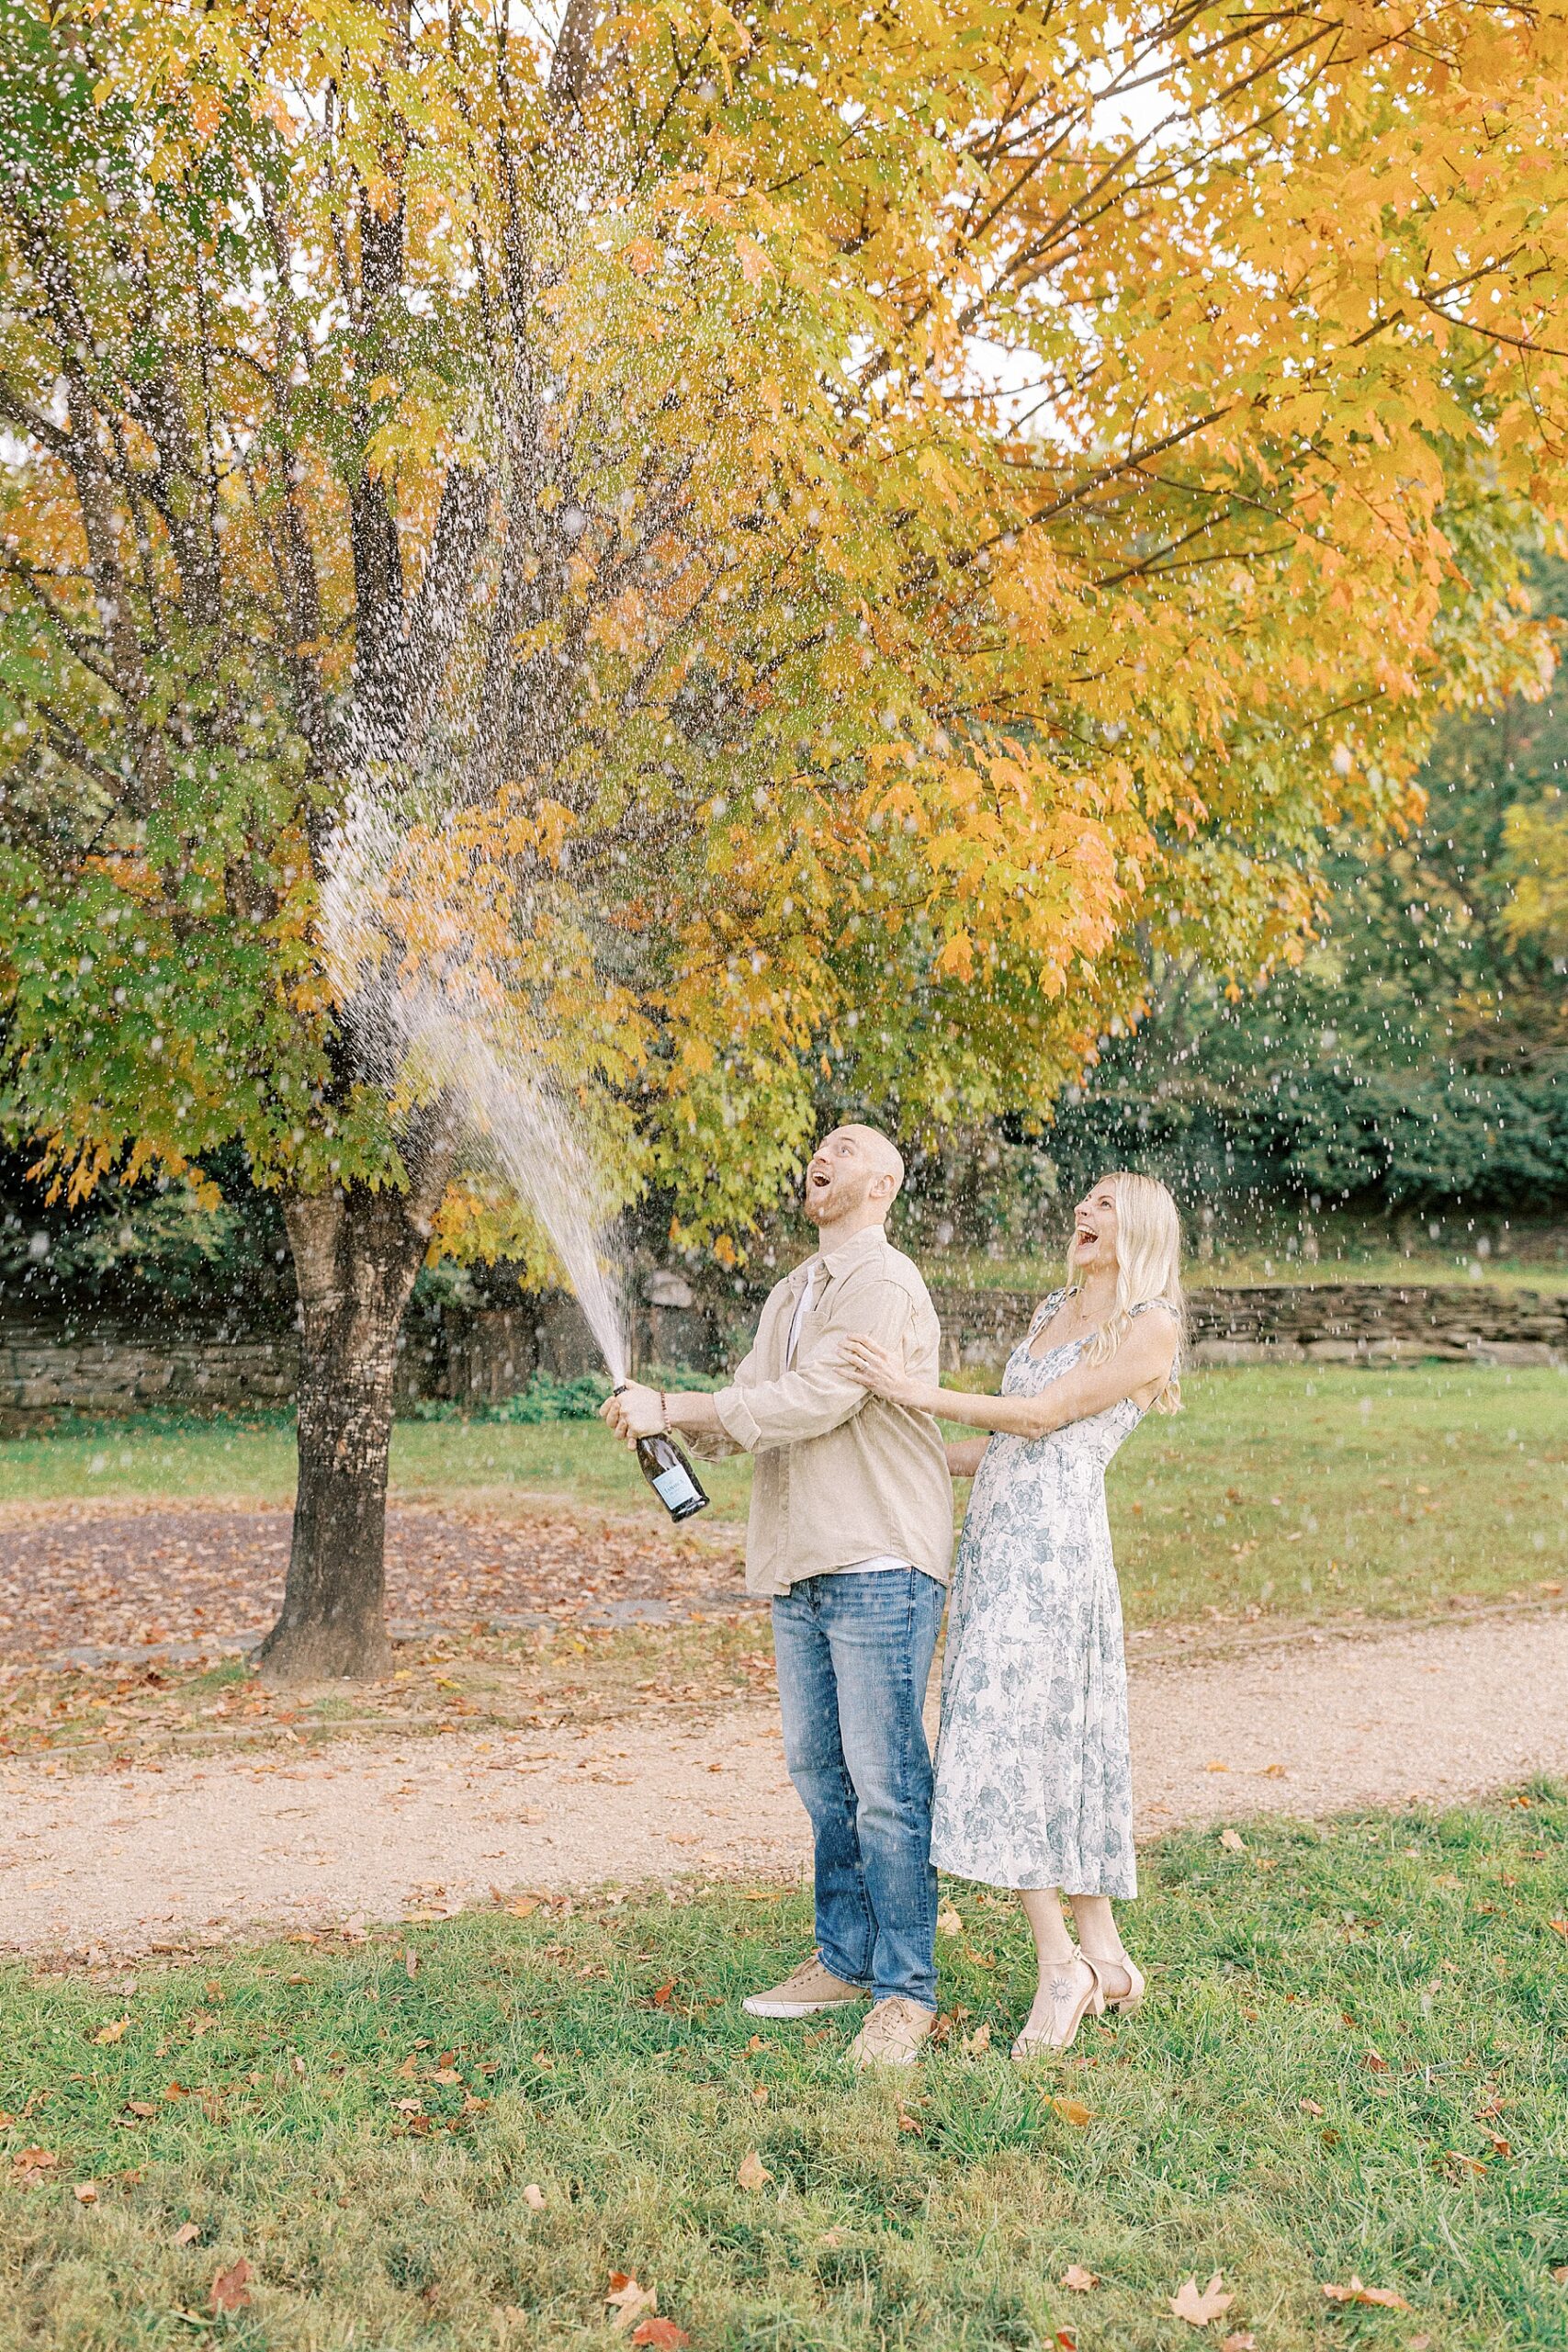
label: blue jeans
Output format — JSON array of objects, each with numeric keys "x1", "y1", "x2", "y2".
[{"x1": 772, "y1": 1568, "x2": 944, "y2": 2011}]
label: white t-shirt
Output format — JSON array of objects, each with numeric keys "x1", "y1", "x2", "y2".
[{"x1": 788, "y1": 1254, "x2": 910, "y2": 1578}]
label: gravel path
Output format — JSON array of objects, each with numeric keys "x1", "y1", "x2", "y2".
[{"x1": 5, "y1": 1604, "x2": 1565, "y2": 1959}]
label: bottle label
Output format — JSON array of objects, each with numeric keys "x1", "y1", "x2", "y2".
[{"x1": 652, "y1": 1464, "x2": 701, "y2": 1511}]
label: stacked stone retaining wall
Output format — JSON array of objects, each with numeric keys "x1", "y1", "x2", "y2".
[{"x1": 4, "y1": 1280, "x2": 1563, "y2": 1419}]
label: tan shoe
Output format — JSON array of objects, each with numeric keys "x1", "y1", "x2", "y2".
[
  {"x1": 742, "y1": 1955, "x2": 866, "y2": 2019},
  {"x1": 1010, "y1": 1953, "x2": 1108, "y2": 2061},
  {"x1": 845, "y1": 1996, "x2": 935, "y2": 2070}
]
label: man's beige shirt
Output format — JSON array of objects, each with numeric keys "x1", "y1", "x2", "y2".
[{"x1": 696, "y1": 1225, "x2": 953, "y2": 1599}]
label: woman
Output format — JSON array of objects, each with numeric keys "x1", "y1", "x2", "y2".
[{"x1": 840, "y1": 1170, "x2": 1182, "y2": 2059}]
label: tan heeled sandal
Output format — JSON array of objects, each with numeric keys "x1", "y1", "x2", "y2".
[
  {"x1": 1097, "y1": 1955, "x2": 1145, "y2": 2016},
  {"x1": 1010, "y1": 1953, "x2": 1107, "y2": 2061}
]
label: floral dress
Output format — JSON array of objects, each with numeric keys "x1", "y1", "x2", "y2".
[{"x1": 931, "y1": 1291, "x2": 1163, "y2": 1896}]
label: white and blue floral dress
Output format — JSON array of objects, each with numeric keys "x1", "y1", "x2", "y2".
[{"x1": 931, "y1": 1291, "x2": 1161, "y2": 1897}]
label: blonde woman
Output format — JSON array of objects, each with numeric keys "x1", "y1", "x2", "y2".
[{"x1": 840, "y1": 1171, "x2": 1182, "y2": 2059}]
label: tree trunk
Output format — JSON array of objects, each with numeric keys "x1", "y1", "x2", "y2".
[{"x1": 258, "y1": 1159, "x2": 449, "y2": 1685}]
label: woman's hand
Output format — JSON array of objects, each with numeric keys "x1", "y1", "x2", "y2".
[{"x1": 839, "y1": 1333, "x2": 926, "y2": 1407}]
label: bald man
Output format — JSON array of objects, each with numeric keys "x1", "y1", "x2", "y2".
[{"x1": 604, "y1": 1124, "x2": 953, "y2": 2067}]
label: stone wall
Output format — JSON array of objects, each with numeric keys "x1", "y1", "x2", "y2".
[
  {"x1": 931, "y1": 1282, "x2": 1568, "y2": 1372},
  {"x1": 5, "y1": 1279, "x2": 1563, "y2": 1419},
  {"x1": 0, "y1": 1321, "x2": 299, "y2": 1419}
]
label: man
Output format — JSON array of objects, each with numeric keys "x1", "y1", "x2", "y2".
[{"x1": 603, "y1": 1124, "x2": 953, "y2": 2068}]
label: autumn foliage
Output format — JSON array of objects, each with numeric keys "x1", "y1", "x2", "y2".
[
  {"x1": 1, "y1": 1, "x2": 1565, "y2": 1665},
  {"x1": 1, "y1": 0, "x2": 1564, "y2": 1239}
]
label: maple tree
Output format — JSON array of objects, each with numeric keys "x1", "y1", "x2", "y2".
[{"x1": 2, "y1": 0, "x2": 1566, "y2": 1676}]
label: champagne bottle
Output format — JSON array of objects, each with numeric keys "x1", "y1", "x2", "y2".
[{"x1": 614, "y1": 1385, "x2": 710, "y2": 1521}]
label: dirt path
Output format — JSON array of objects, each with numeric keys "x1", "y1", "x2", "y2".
[{"x1": 6, "y1": 1605, "x2": 1566, "y2": 1959}]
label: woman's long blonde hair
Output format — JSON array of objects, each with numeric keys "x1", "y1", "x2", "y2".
[{"x1": 1068, "y1": 1170, "x2": 1184, "y2": 1412}]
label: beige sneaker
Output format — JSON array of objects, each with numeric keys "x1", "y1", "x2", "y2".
[
  {"x1": 742, "y1": 1955, "x2": 866, "y2": 2019},
  {"x1": 845, "y1": 1996, "x2": 935, "y2": 2070}
]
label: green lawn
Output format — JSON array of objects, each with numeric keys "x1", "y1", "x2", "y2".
[
  {"x1": 6, "y1": 1364, "x2": 1564, "y2": 1633},
  {"x1": 2, "y1": 1792, "x2": 1565, "y2": 2349}
]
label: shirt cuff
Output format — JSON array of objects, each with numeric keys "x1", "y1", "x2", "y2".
[{"x1": 713, "y1": 1383, "x2": 761, "y2": 1453}]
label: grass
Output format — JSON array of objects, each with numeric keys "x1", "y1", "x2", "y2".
[
  {"x1": 930, "y1": 1222, "x2": 1568, "y2": 1293},
  {"x1": 6, "y1": 1364, "x2": 1564, "y2": 1635},
  {"x1": 2, "y1": 1791, "x2": 1566, "y2": 2349}
]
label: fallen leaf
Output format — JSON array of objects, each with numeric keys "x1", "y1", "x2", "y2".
[
  {"x1": 522, "y1": 2183, "x2": 546, "y2": 2211},
  {"x1": 1204, "y1": 1760, "x2": 1230, "y2": 1774},
  {"x1": 897, "y1": 2108, "x2": 924, "y2": 2134},
  {"x1": 1061, "y1": 2265, "x2": 1099, "y2": 2290},
  {"x1": 405, "y1": 1949, "x2": 420, "y2": 1980},
  {"x1": 73, "y1": 2182, "x2": 98, "y2": 2204},
  {"x1": 1445, "y1": 2150, "x2": 1488, "y2": 2177},
  {"x1": 936, "y1": 1903, "x2": 964, "y2": 1936},
  {"x1": 123, "y1": 2102, "x2": 155, "y2": 2120},
  {"x1": 1548, "y1": 1919, "x2": 1568, "y2": 1942},
  {"x1": 606, "y1": 2273, "x2": 658, "y2": 2329},
  {"x1": 1259, "y1": 1763, "x2": 1286, "y2": 1778},
  {"x1": 93, "y1": 2018, "x2": 130, "y2": 2046},
  {"x1": 1299, "y1": 2098, "x2": 1325, "y2": 2116},
  {"x1": 1169, "y1": 2272, "x2": 1235, "y2": 2327},
  {"x1": 173, "y1": 2222, "x2": 201, "y2": 2245},
  {"x1": 1409, "y1": 2337, "x2": 1433, "y2": 2350},
  {"x1": 507, "y1": 1898, "x2": 541, "y2": 1919},
  {"x1": 650, "y1": 1981, "x2": 676, "y2": 2009},
  {"x1": 1219, "y1": 1829, "x2": 1247, "y2": 1853},
  {"x1": 1321, "y1": 2277, "x2": 1410, "y2": 2310},
  {"x1": 963, "y1": 2021, "x2": 991, "y2": 2056},
  {"x1": 1222, "y1": 2334, "x2": 1258, "y2": 2351},
  {"x1": 1551, "y1": 2264, "x2": 1568, "y2": 2286},
  {"x1": 746, "y1": 2034, "x2": 764, "y2": 2052},
  {"x1": 737, "y1": 2149, "x2": 773, "y2": 2192},
  {"x1": 204, "y1": 1981, "x2": 224, "y2": 2004},
  {"x1": 631, "y1": 2323, "x2": 690, "y2": 2349},
  {"x1": 163, "y1": 2082, "x2": 189, "y2": 2101},
  {"x1": 10, "y1": 2148, "x2": 59, "y2": 2182},
  {"x1": 1364, "y1": 2050, "x2": 1390, "y2": 2073},
  {"x1": 211, "y1": 2257, "x2": 252, "y2": 2313},
  {"x1": 1051, "y1": 2098, "x2": 1093, "y2": 2128},
  {"x1": 1055, "y1": 2334, "x2": 1077, "y2": 2350}
]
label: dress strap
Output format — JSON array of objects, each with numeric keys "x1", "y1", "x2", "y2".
[
  {"x1": 1026, "y1": 1286, "x2": 1070, "y2": 1340},
  {"x1": 1128, "y1": 1298, "x2": 1178, "y2": 1319}
]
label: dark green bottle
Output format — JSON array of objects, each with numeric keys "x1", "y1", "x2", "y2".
[{"x1": 614, "y1": 1386, "x2": 710, "y2": 1521}]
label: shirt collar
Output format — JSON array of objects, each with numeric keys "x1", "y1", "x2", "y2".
[{"x1": 816, "y1": 1224, "x2": 890, "y2": 1281}]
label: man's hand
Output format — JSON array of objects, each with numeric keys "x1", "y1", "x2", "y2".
[{"x1": 599, "y1": 1381, "x2": 664, "y2": 1446}]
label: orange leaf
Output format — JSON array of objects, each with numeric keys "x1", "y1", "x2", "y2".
[
  {"x1": 632, "y1": 2324, "x2": 690, "y2": 2349},
  {"x1": 1321, "y1": 2277, "x2": 1410, "y2": 2310},
  {"x1": 93, "y1": 2018, "x2": 130, "y2": 2046},
  {"x1": 1169, "y1": 2273, "x2": 1235, "y2": 2327},
  {"x1": 73, "y1": 2182, "x2": 98, "y2": 2204},
  {"x1": 211, "y1": 2258, "x2": 252, "y2": 2313},
  {"x1": 650, "y1": 1981, "x2": 676, "y2": 2008},
  {"x1": 1051, "y1": 2098, "x2": 1093, "y2": 2127},
  {"x1": 625, "y1": 237, "x2": 661, "y2": 278},
  {"x1": 606, "y1": 2274, "x2": 659, "y2": 2330}
]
